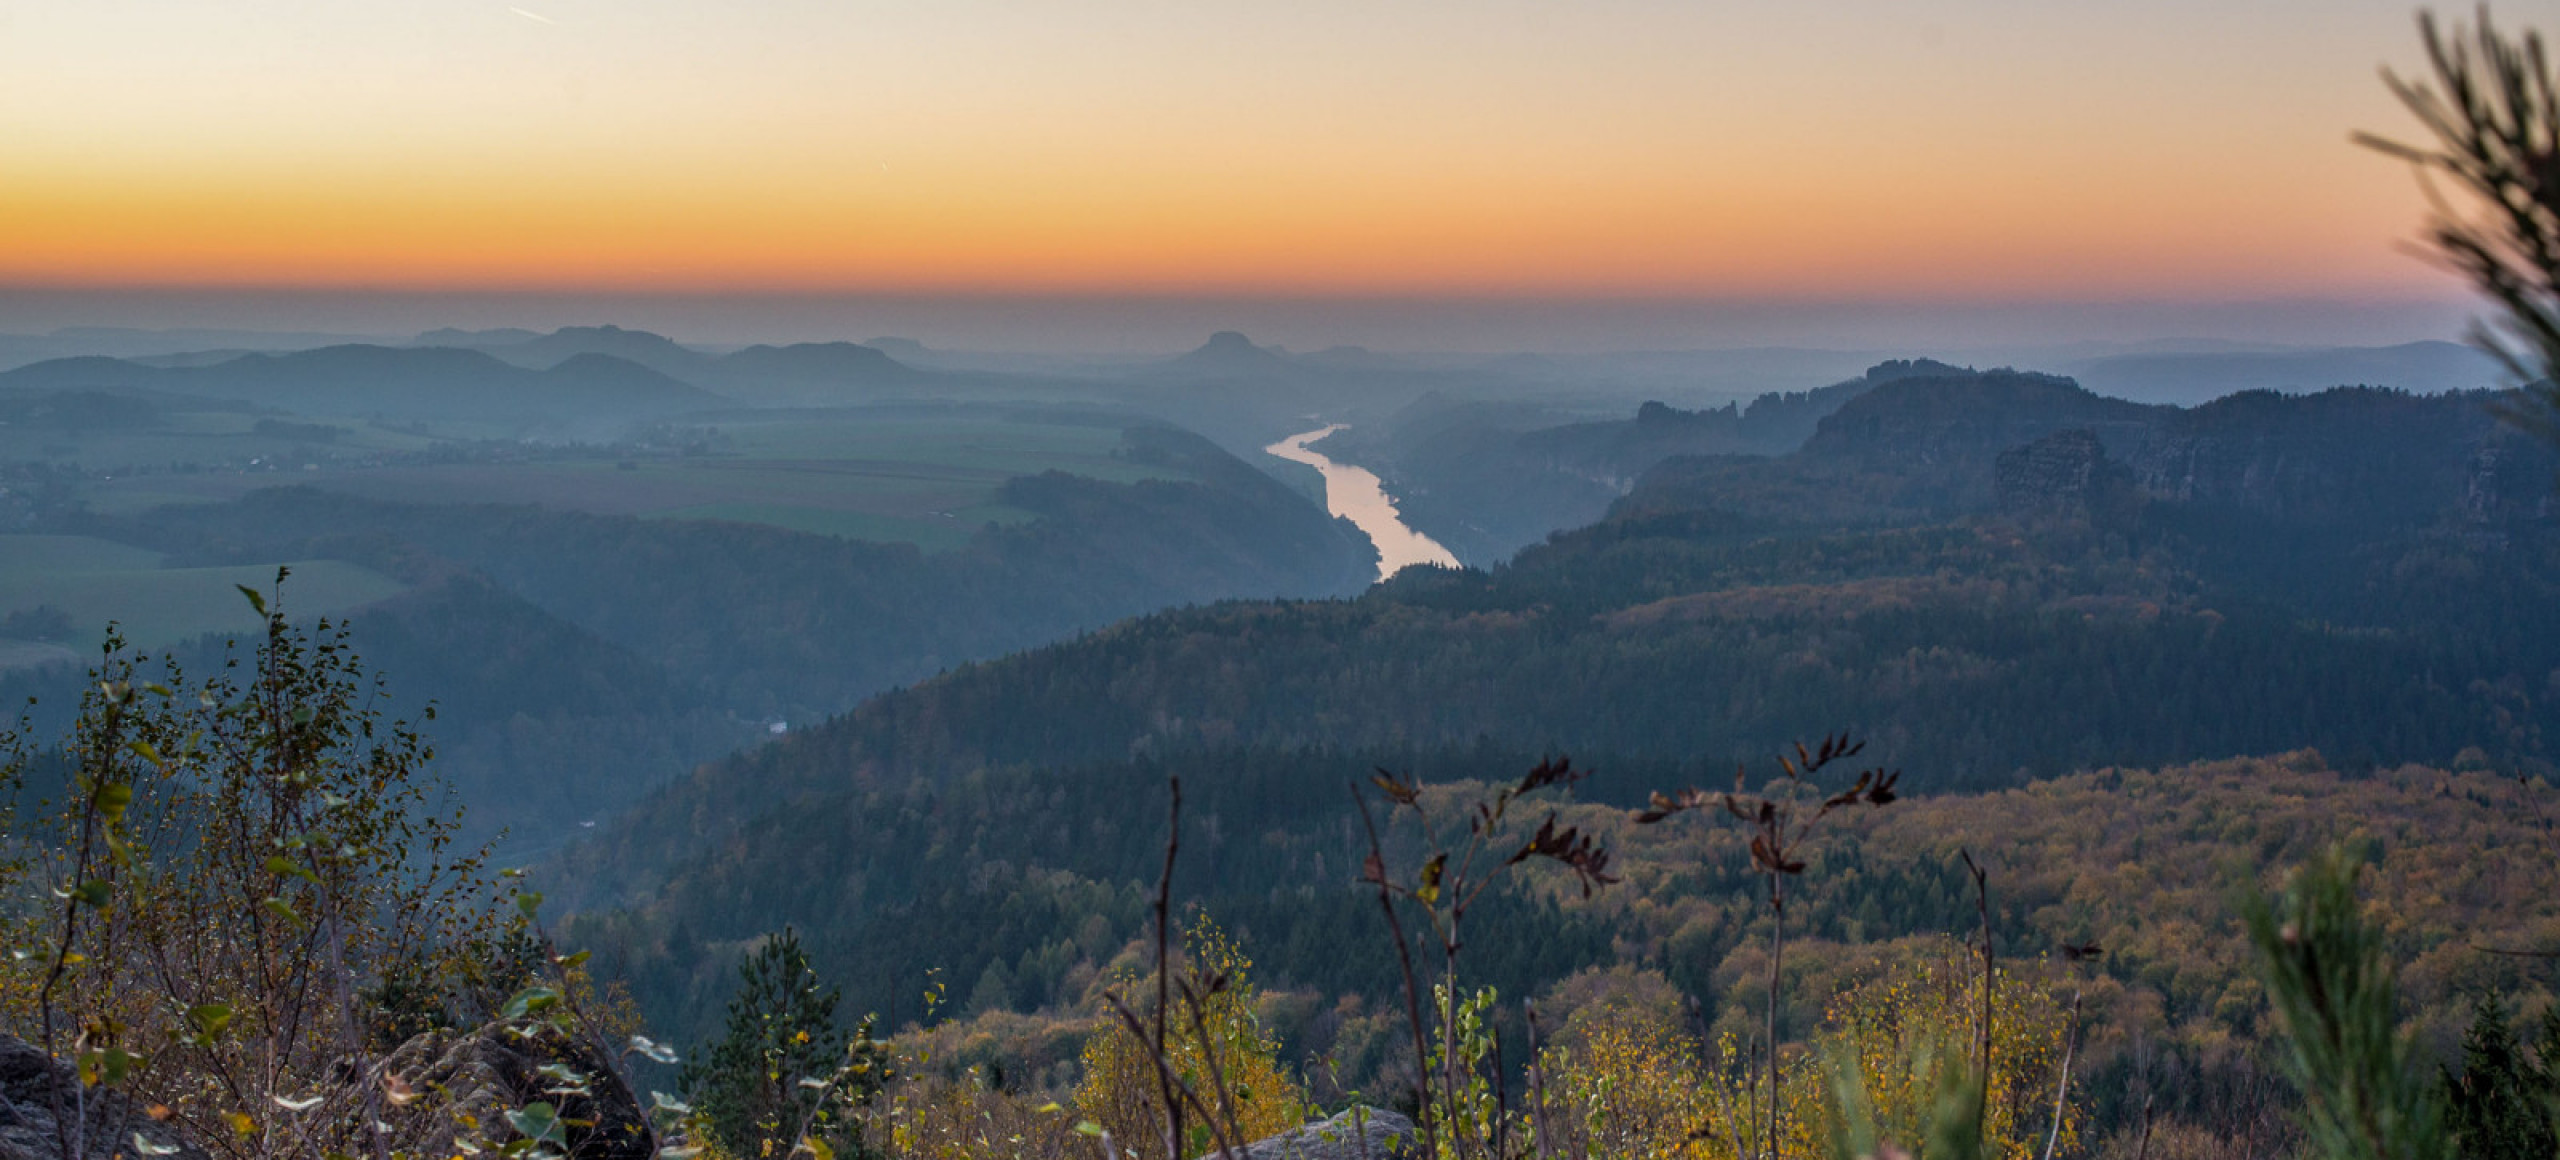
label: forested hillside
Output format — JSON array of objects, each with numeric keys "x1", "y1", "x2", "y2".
[
  {"x1": 567, "y1": 749, "x2": 2557, "y2": 1098},
  {"x1": 1316, "y1": 360, "x2": 1945, "y2": 562},
  {"x1": 0, "y1": 425, "x2": 1376, "y2": 847},
  {"x1": 551, "y1": 370, "x2": 2560, "y2": 1081}
]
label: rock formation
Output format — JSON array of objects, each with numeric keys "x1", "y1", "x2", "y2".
[
  {"x1": 1191, "y1": 1106, "x2": 1417, "y2": 1160},
  {"x1": 1995, "y1": 428, "x2": 2134, "y2": 521},
  {"x1": 0, "y1": 1037, "x2": 205, "y2": 1160},
  {"x1": 346, "y1": 1024, "x2": 654, "y2": 1160}
]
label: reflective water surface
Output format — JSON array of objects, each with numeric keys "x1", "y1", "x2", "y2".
[{"x1": 1265, "y1": 424, "x2": 1459, "y2": 581}]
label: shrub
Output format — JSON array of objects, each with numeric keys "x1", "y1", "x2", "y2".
[
  {"x1": 1074, "y1": 914, "x2": 1308, "y2": 1160},
  {"x1": 0, "y1": 577, "x2": 511, "y2": 1160}
]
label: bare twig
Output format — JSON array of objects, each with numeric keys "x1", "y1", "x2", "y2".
[
  {"x1": 1352, "y1": 781, "x2": 1439, "y2": 1159},
  {"x1": 1960, "y1": 848, "x2": 1994, "y2": 1134},
  {"x1": 2039, "y1": 940, "x2": 2102, "y2": 1160},
  {"x1": 1637, "y1": 734, "x2": 1896, "y2": 1160},
  {"x1": 1152, "y1": 779, "x2": 1186, "y2": 1160}
]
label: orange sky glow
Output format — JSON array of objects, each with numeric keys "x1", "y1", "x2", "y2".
[{"x1": 0, "y1": 0, "x2": 2487, "y2": 304}]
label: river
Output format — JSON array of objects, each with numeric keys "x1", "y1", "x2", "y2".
[{"x1": 1265, "y1": 424, "x2": 1459, "y2": 581}]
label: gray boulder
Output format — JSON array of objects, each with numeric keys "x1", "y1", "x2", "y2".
[
  {"x1": 0, "y1": 1036, "x2": 206, "y2": 1160},
  {"x1": 1192, "y1": 1107, "x2": 1417, "y2": 1160}
]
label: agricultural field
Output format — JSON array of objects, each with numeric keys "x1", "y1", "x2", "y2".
[
  {"x1": 0, "y1": 533, "x2": 408, "y2": 663},
  {"x1": 0, "y1": 406, "x2": 444, "y2": 474},
  {"x1": 71, "y1": 408, "x2": 1185, "y2": 552}
]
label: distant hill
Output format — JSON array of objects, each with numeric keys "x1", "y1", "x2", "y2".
[
  {"x1": 0, "y1": 345, "x2": 725, "y2": 424},
  {"x1": 704, "y1": 341, "x2": 936, "y2": 404},
  {"x1": 2063, "y1": 340, "x2": 2509, "y2": 404},
  {"x1": 407, "y1": 326, "x2": 939, "y2": 404},
  {"x1": 412, "y1": 327, "x2": 543, "y2": 350},
  {"x1": 1315, "y1": 361, "x2": 1935, "y2": 563},
  {"x1": 1634, "y1": 363, "x2": 2538, "y2": 530},
  {"x1": 0, "y1": 328, "x2": 384, "y2": 372},
  {"x1": 416, "y1": 324, "x2": 715, "y2": 380},
  {"x1": 1162, "y1": 330, "x2": 1303, "y2": 381},
  {"x1": 502, "y1": 325, "x2": 712, "y2": 378}
]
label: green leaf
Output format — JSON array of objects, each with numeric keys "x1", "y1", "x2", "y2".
[
  {"x1": 68, "y1": 880, "x2": 111, "y2": 909},
  {"x1": 263, "y1": 856, "x2": 319, "y2": 885},
  {"x1": 236, "y1": 585, "x2": 268, "y2": 616},
  {"x1": 555, "y1": 949, "x2": 591, "y2": 970},
  {"x1": 77, "y1": 1047, "x2": 141, "y2": 1087},
  {"x1": 187, "y1": 1003, "x2": 235, "y2": 1038},
  {"x1": 95, "y1": 782, "x2": 134, "y2": 823},
  {"x1": 505, "y1": 1102, "x2": 563, "y2": 1145},
  {"x1": 262, "y1": 897, "x2": 305, "y2": 929},
  {"x1": 500, "y1": 986, "x2": 562, "y2": 1021},
  {"x1": 1074, "y1": 1121, "x2": 1105, "y2": 1137},
  {"x1": 515, "y1": 891, "x2": 545, "y2": 921}
]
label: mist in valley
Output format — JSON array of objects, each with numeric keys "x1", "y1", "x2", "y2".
[{"x1": 14, "y1": 4, "x2": 2560, "y2": 1158}]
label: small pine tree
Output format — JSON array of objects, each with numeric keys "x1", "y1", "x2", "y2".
[
  {"x1": 684, "y1": 927, "x2": 884, "y2": 1157},
  {"x1": 2244, "y1": 848, "x2": 2448, "y2": 1160},
  {"x1": 2444, "y1": 996, "x2": 2558, "y2": 1160}
]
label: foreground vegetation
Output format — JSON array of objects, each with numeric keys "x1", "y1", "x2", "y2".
[
  {"x1": 10, "y1": 8, "x2": 2560, "y2": 1158},
  {"x1": 6, "y1": 584, "x2": 2555, "y2": 1160}
]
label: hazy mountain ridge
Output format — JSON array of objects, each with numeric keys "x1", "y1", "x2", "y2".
[
  {"x1": 1632, "y1": 365, "x2": 2547, "y2": 531},
  {"x1": 1312, "y1": 359, "x2": 1957, "y2": 563},
  {"x1": 2064, "y1": 339, "x2": 2510, "y2": 404},
  {"x1": 0, "y1": 344, "x2": 724, "y2": 424}
]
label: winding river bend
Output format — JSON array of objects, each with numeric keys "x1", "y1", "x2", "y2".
[{"x1": 1265, "y1": 424, "x2": 1459, "y2": 581}]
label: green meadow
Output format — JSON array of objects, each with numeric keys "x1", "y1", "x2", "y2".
[
  {"x1": 0, "y1": 534, "x2": 408, "y2": 661},
  {"x1": 73, "y1": 411, "x2": 1182, "y2": 551}
]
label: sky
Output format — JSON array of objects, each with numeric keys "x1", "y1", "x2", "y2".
[{"x1": 0, "y1": 1, "x2": 2508, "y2": 348}]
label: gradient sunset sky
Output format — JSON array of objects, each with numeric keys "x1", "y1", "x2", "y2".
[{"x1": 0, "y1": 1, "x2": 2503, "y2": 346}]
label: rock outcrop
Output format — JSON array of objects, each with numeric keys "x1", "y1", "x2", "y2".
[
  {"x1": 0, "y1": 1037, "x2": 206, "y2": 1160},
  {"x1": 0, "y1": 1025, "x2": 651, "y2": 1160},
  {"x1": 1191, "y1": 1107, "x2": 1417, "y2": 1160},
  {"x1": 1994, "y1": 428, "x2": 2135, "y2": 522},
  {"x1": 347, "y1": 1024, "x2": 654, "y2": 1160}
]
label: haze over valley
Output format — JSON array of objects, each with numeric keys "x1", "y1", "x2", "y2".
[{"x1": 14, "y1": 5, "x2": 2560, "y2": 1160}]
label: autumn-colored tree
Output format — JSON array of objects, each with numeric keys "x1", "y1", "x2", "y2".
[
  {"x1": 1530, "y1": 1000, "x2": 1726, "y2": 1160},
  {"x1": 1075, "y1": 914, "x2": 1307, "y2": 1160},
  {"x1": 1812, "y1": 946, "x2": 2076, "y2": 1160}
]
